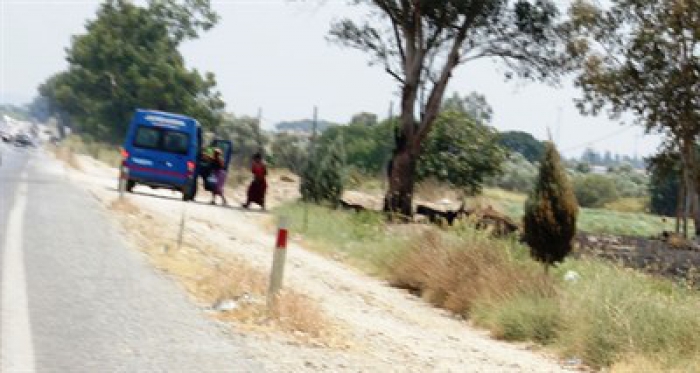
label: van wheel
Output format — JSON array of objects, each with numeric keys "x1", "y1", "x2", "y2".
[
  {"x1": 182, "y1": 179, "x2": 197, "y2": 201},
  {"x1": 126, "y1": 180, "x2": 136, "y2": 192}
]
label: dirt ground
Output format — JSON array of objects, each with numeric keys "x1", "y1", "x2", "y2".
[{"x1": 61, "y1": 153, "x2": 575, "y2": 372}]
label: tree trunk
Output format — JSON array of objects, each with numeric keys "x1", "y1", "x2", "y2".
[
  {"x1": 680, "y1": 136, "x2": 699, "y2": 238},
  {"x1": 677, "y1": 178, "x2": 684, "y2": 234},
  {"x1": 384, "y1": 145, "x2": 417, "y2": 218}
]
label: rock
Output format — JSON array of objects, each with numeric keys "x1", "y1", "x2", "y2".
[
  {"x1": 212, "y1": 299, "x2": 239, "y2": 312},
  {"x1": 563, "y1": 270, "x2": 581, "y2": 283},
  {"x1": 564, "y1": 357, "x2": 582, "y2": 367}
]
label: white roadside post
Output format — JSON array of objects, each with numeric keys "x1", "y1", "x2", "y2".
[
  {"x1": 118, "y1": 165, "x2": 129, "y2": 199},
  {"x1": 267, "y1": 216, "x2": 289, "y2": 310}
]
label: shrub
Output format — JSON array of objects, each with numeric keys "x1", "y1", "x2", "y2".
[
  {"x1": 300, "y1": 136, "x2": 346, "y2": 205},
  {"x1": 489, "y1": 153, "x2": 538, "y2": 193},
  {"x1": 417, "y1": 110, "x2": 506, "y2": 195},
  {"x1": 270, "y1": 132, "x2": 308, "y2": 174},
  {"x1": 523, "y1": 141, "x2": 578, "y2": 267},
  {"x1": 574, "y1": 174, "x2": 619, "y2": 208},
  {"x1": 474, "y1": 294, "x2": 561, "y2": 345}
]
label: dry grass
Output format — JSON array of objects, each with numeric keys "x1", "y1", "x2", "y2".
[
  {"x1": 611, "y1": 354, "x2": 700, "y2": 373},
  {"x1": 389, "y1": 228, "x2": 555, "y2": 317},
  {"x1": 109, "y1": 197, "x2": 140, "y2": 215},
  {"x1": 51, "y1": 145, "x2": 83, "y2": 170},
  {"x1": 270, "y1": 291, "x2": 334, "y2": 340},
  {"x1": 414, "y1": 178, "x2": 464, "y2": 204},
  {"x1": 604, "y1": 197, "x2": 649, "y2": 214},
  {"x1": 107, "y1": 196, "x2": 341, "y2": 347},
  {"x1": 62, "y1": 135, "x2": 122, "y2": 167}
]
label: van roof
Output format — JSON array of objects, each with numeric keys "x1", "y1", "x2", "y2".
[{"x1": 134, "y1": 109, "x2": 199, "y2": 128}]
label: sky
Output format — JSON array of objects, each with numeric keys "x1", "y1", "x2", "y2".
[{"x1": 0, "y1": 0, "x2": 664, "y2": 157}]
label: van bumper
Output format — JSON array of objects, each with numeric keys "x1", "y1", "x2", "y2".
[{"x1": 124, "y1": 164, "x2": 191, "y2": 190}]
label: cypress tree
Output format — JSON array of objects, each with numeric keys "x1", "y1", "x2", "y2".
[{"x1": 523, "y1": 142, "x2": 579, "y2": 267}]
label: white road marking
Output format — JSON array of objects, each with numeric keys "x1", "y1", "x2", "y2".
[{"x1": 1, "y1": 170, "x2": 36, "y2": 373}]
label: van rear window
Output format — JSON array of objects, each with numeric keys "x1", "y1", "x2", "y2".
[
  {"x1": 163, "y1": 131, "x2": 189, "y2": 154},
  {"x1": 133, "y1": 126, "x2": 189, "y2": 155}
]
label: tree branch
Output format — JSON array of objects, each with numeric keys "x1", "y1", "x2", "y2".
[
  {"x1": 414, "y1": 17, "x2": 469, "y2": 148},
  {"x1": 385, "y1": 66, "x2": 406, "y2": 83}
]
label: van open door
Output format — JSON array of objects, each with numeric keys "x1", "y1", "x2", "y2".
[{"x1": 210, "y1": 139, "x2": 233, "y2": 169}]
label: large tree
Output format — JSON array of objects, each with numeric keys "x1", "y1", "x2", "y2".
[
  {"x1": 567, "y1": 0, "x2": 700, "y2": 236},
  {"x1": 330, "y1": 0, "x2": 566, "y2": 216},
  {"x1": 38, "y1": 0, "x2": 223, "y2": 142}
]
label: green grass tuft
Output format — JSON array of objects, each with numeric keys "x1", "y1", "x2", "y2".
[{"x1": 274, "y1": 202, "x2": 410, "y2": 275}]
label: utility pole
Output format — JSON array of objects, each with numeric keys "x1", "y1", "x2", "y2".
[
  {"x1": 303, "y1": 106, "x2": 319, "y2": 231},
  {"x1": 256, "y1": 107, "x2": 264, "y2": 153},
  {"x1": 312, "y1": 106, "x2": 318, "y2": 142}
]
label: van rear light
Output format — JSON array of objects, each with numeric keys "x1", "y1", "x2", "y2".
[
  {"x1": 187, "y1": 161, "x2": 195, "y2": 172},
  {"x1": 120, "y1": 148, "x2": 129, "y2": 159}
]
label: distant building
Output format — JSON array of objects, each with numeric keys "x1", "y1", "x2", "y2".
[{"x1": 590, "y1": 165, "x2": 608, "y2": 175}]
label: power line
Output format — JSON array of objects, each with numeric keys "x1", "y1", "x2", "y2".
[{"x1": 560, "y1": 125, "x2": 635, "y2": 154}]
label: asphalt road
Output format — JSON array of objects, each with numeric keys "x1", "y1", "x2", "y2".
[{"x1": 0, "y1": 146, "x2": 262, "y2": 372}]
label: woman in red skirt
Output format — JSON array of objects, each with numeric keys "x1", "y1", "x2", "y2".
[{"x1": 242, "y1": 152, "x2": 267, "y2": 210}]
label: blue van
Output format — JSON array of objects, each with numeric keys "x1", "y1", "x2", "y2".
[{"x1": 120, "y1": 109, "x2": 231, "y2": 201}]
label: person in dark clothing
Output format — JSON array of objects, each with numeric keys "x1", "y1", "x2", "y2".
[
  {"x1": 198, "y1": 146, "x2": 215, "y2": 191},
  {"x1": 210, "y1": 148, "x2": 228, "y2": 206},
  {"x1": 242, "y1": 153, "x2": 267, "y2": 210}
]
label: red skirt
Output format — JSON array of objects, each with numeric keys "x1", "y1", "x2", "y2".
[{"x1": 247, "y1": 177, "x2": 267, "y2": 205}]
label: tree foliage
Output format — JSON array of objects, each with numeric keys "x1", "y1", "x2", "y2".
[
  {"x1": 567, "y1": 0, "x2": 700, "y2": 234},
  {"x1": 523, "y1": 142, "x2": 578, "y2": 266},
  {"x1": 216, "y1": 114, "x2": 268, "y2": 167},
  {"x1": 417, "y1": 110, "x2": 506, "y2": 194},
  {"x1": 270, "y1": 132, "x2": 309, "y2": 174},
  {"x1": 489, "y1": 152, "x2": 538, "y2": 192},
  {"x1": 37, "y1": 0, "x2": 224, "y2": 142},
  {"x1": 647, "y1": 149, "x2": 682, "y2": 217},
  {"x1": 573, "y1": 174, "x2": 619, "y2": 208},
  {"x1": 275, "y1": 119, "x2": 337, "y2": 134},
  {"x1": 318, "y1": 119, "x2": 395, "y2": 175},
  {"x1": 350, "y1": 112, "x2": 379, "y2": 127},
  {"x1": 442, "y1": 92, "x2": 493, "y2": 124},
  {"x1": 331, "y1": 0, "x2": 567, "y2": 216},
  {"x1": 498, "y1": 130, "x2": 545, "y2": 163},
  {"x1": 148, "y1": 0, "x2": 219, "y2": 43}
]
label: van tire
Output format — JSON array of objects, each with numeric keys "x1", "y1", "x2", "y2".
[
  {"x1": 182, "y1": 179, "x2": 197, "y2": 201},
  {"x1": 126, "y1": 180, "x2": 136, "y2": 193}
]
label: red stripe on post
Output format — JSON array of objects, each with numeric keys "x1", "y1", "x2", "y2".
[{"x1": 276, "y1": 229, "x2": 288, "y2": 249}]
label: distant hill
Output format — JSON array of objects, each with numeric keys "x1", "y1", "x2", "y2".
[
  {"x1": 275, "y1": 119, "x2": 338, "y2": 133},
  {"x1": 0, "y1": 104, "x2": 30, "y2": 122}
]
